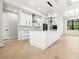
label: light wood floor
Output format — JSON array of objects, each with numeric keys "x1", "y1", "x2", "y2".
[{"x1": 0, "y1": 35, "x2": 79, "y2": 59}]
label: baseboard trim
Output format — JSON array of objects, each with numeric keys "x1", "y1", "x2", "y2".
[{"x1": 64, "y1": 34, "x2": 79, "y2": 36}]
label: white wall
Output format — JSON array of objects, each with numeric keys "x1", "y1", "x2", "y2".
[
  {"x1": 58, "y1": 14, "x2": 64, "y2": 35},
  {"x1": 0, "y1": 0, "x2": 4, "y2": 47}
]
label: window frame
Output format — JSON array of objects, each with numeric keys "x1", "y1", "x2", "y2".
[
  {"x1": 67, "y1": 19, "x2": 79, "y2": 30},
  {"x1": 68, "y1": 0, "x2": 79, "y2": 5}
]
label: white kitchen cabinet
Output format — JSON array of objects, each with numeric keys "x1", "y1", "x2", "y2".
[
  {"x1": 2, "y1": 12, "x2": 18, "y2": 39},
  {"x1": 18, "y1": 31, "x2": 29, "y2": 40},
  {"x1": 30, "y1": 31, "x2": 62, "y2": 49},
  {"x1": 18, "y1": 11, "x2": 32, "y2": 26}
]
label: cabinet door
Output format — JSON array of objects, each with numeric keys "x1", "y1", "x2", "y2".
[
  {"x1": 2, "y1": 12, "x2": 18, "y2": 39},
  {"x1": 18, "y1": 31, "x2": 29, "y2": 40},
  {"x1": 18, "y1": 12, "x2": 32, "y2": 26},
  {"x1": 8, "y1": 13, "x2": 18, "y2": 39},
  {"x1": 2, "y1": 12, "x2": 9, "y2": 39},
  {"x1": 19, "y1": 12, "x2": 26, "y2": 26}
]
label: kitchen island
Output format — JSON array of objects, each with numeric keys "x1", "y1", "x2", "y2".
[{"x1": 30, "y1": 31, "x2": 62, "y2": 49}]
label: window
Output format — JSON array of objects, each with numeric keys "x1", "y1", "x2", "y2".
[
  {"x1": 69, "y1": 0, "x2": 79, "y2": 5},
  {"x1": 67, "y1": 19, "x2": 79, "y2": 30},
  {"x1": 71, "y1": 0, "x2": 78, "y2": 3}
]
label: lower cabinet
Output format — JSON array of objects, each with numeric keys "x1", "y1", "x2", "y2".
[{"x1": 18, "y1": 31, "x2": 29, "y2": 40}]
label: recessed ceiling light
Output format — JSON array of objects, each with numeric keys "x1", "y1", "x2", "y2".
[
  {"x1": 43, "y1": 11, "x2": 47, "y2": 13},
  {"x1": 30, "y1": 2, "x2": 34, "y2": 6},
  {"x1": 71, "y1": 0, "x2": 78, "y2": 3},
  {"x1": 38, "y1": 8, "x2": 41, "y2": 10},
  {"x1": 14, "y1": 10, "x2": 17, "y2": 13}
]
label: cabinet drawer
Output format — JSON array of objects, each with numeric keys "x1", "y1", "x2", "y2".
[
  {"x1": 21, "y1": 35, "x2": 29, "y2": 39},
  {"x1": 18, "y1": 31, "x2": 29, "y2": 40},
  {"x1": 21, "y1": 34, "x2": 29, "y2": 36}
]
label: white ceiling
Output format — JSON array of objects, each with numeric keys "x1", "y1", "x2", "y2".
[{"x1": 4, "y1": 0, "x2": 79, "y2": 16}]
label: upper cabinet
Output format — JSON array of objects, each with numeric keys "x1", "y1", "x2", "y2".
[{"x1": 18, "y1": 11, "x2": 32, "y2": 26}]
